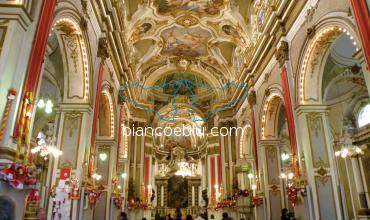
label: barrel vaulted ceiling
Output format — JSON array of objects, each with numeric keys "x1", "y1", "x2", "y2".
[{"x1": 92, "y1": 0, "x2": 304, "y2": 109}]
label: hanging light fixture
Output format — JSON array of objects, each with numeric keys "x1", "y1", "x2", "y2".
[
  {"x1": 31, "y1": 132, "x2": 62, "y2": 159},
  {"x1": 37, "y1": 98, "x2": 54, "y2": 113},
  {"x1": 175, "y1": 161, "x2": 193, "y2": 177},
  {"x1": 99, "y1": 152, "x2": 108, "y2": 161},
  {"x1": 92, "y1": 173, "x2": 102, "y2": 181},
  {"x1": 37, "y1": 99, "x2": 45, "y2": 108},
  {"x1": 281, "y1": 152, "x2": 290, "y2": 161}
]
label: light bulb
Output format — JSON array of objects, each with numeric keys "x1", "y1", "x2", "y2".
[
  {"x1": 99, "y1": 152, "x2": 108, "y2": 161},
  {"x1": 46, "y1": 100, "x2": 53, "y2": 108},
  {"x1": 37, "y1": 99, "x2": 45, "y2": 108},
  {"x1": 248, "y1": 173, "x2": 254, "y2": 179},
  {"x1": 287, "y1": 172, "x2": 294, "y2": 180},
  {"x1": 280, "y1": 173, "x2": 287, "y2": 179},
  {"x1": 45, "y1": 107, "x2": 52, "y2": 114},
  {"x1": 251, "y1": 184, "x2": 257, "y2": 190},
  {"x1": 121, "y1": 173, "x2": 127, "y2": 179},
  {"x1": 281, "y1": 152, "x2": 290, "y2": 161}
]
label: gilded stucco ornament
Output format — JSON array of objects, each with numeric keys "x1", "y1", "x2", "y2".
[
  {"x1": 275, "y1": 41, "x2": 289, "y2": 67},
  {"x1": 248, "y1": 90, "x2": 256, "y2": 106},
  {"x1": 97, "y1": 37, "x2": 109, "y2": 60}
]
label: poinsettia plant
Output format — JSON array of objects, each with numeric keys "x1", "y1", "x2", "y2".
[
  {"x1": 287, "y1": 185, "x2": 298, "y2": 206},
  {"x1": 127, "y1": 198, "x2": 148, "y2": 210},
  {"x1": 113, "y1": 197, "x2": 123, "y2": 209},
  {"x1": 0, "y1": 163, "x2": 38, "y2": 189},
  {"x1": 86, "y1": 189, "x2": 102, "y2": 207}
]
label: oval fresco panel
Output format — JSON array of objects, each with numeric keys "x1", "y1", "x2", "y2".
[
  {"x1": 153, "y1": 0, "x2": 225, "y2": 16},
  {"x1": 160, "y1": 26, "x2": 212, "y2": 57}
]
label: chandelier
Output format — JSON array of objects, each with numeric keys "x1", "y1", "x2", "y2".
[
  {"x1": 31, "y1": 132, "x2": 62, "y2": 159},
  {"x1": 175, "y1": 161, "x2": 197, "y2": 177},
  {"x1": 335, "y1": 124, "x2": 366, "y2": 158}
]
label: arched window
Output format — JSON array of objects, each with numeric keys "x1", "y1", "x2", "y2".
[{"x1": 358, "y1": 103, "x2": 370, "y2": 128}]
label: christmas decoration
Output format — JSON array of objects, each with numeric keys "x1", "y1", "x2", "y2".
[
  {"x1": 87, "y1": 189, "x2": 101, "y2": 207},
  {"x1": 68, "y1": 177, "x2": 80, "y2": 200},
  {"x1": 113, "y1": 197, "x2": 123, "y2": 209},
  {"x1": 231, "y1": 189, "x2": 250, "y2": 200},
  {"x1": 252, "y1": 196, "x2": 263, "y2": 206},
  {"x1": 52, "y1": 180, "x2": 72, "y2": 220},
  {"x1": 127, "y1": 198, "x2": 148, "y2": 210},
  {"x1": 0, "y1": 163, "x2": 38, "y2": 189},
  {"x1": 49, "y1": 185, "x2": 57, "y2": 198},
  {"x1": 27, "y1": 189, "x2": 40, "y2": 203},
  {"x1": 287, "y1": 185, "x2": 298, "y2": 206},
  {"x1": 215, "y1": 199, "x2": 234, "y2": 210}
]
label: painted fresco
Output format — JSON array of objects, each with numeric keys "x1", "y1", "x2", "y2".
[
  {"x1": 167, "y1": 175, "x2": 188, "y2": 208},
  {"x1": 160, "y1": 26, "x2": 211, "y2": 57},
  {"x1": 154, "y1": 0, "x2": 225, "y2": 16}
]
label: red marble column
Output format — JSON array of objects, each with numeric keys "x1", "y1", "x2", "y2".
[
  {"x1": 210, "y1": 157, "x2": 216, "y2": 202},
  {"x1": 217, "y1": 142, "x2": 222, "y2": 187},
  {"x1": 116, "y1": 105, "x2": 124, "y2": 170},
  {"x1": 89, "y1": 63, "x2": 104, "y2": 176},
  {"x1": 14, "y1": 0, "x2": 57, "y2": 138},
  {"x1": 281, "y1": 67, "x2": 299, "y2": 176},
  {"x1": 250, "y1": 110, "x2": 259, "y2": 175},
  {"x1": 350, "y1": 0, "x2": 370, "y2": 69},
  {"x1": 144, "y1": 155, "x2": 150, "y2": 199}
]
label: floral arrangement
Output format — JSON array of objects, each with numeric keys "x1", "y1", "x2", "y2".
[
  {"x1": 127, "y1": 198, "x2": 148, "y2": 210},
  {"x1": 287, "y1": 185, "x2": 298, "y2": 206},
  {"x1": 49, "y1": 185, "x2": 57, "y2": 198},
  {"x1": 252, "y1": 196, "x2": 263, "y2": 206},
  {"x1": 0, "y1": 163, "x2": 38, "y2": 189},
  {"x1": 232, "y1": 189, "x2": 250, "y2": 200},
  {"x1": 87, "y1": 189, "x2": 102, "y2": 207},
  {"x1": 27, "y1": 189, "x2": 40, "y2": 203},
  {"x1": 113, "y1": 197, "x2": 123, "y2": 209},
  {"x1": 215, "y1": 199, "x2": 234, "y2": 210}
]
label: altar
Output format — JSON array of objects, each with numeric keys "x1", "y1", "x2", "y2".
[{"x1": 155, "y1": 176, "x2": 202, "y2": 216}]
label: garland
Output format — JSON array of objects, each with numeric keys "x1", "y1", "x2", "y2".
[
  {"x1": 127, "y1": 198, "x2": 148, "y2": 210},
  {"x1": 232, "y1": 189, "x2": 250, "y2": 200}
]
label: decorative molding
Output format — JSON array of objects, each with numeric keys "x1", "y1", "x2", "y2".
[
  {"x1": 97, "y1": 37, "x2": 109, "y2": 60},
  {"x1": 248, "y1": 90, "x2": 256, "y2": 106},
  {"x1": 275, "y1": 41, "x2": 289, "y2": 67}
]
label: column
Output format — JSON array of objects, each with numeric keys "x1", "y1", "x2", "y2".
[
  {"x1": 0, "y1": 1, "x2": 45, "y2": 156},
  {"x1": 296, "y1": 106, "x2": 343, "y2": 220},
  {"x1": 275, "y1": 41, "x2": 299, "y2": 176},
  {"x1": 11, "y1": 0, "x2": 57, "y2": 156},
  {"x1": 260, "y1": 140, "x2": 283, "y2": 220},
  {"x1": 46, "y1": 105, "x2": 93, "y2": 220}
]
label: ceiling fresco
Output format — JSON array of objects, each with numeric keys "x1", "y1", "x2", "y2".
[
  {"x1": 153, "y1": 0, "x2": 225, "y2": 17},
  {"x1": 93, "y1": 0, "x2": 296, "y2": 125},
  {"x1": 160, "y1": 26, "x2": 212, "y2": 57}
]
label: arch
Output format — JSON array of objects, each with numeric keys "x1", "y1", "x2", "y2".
[
  {"x1": 259, "y1": 86, "x2": 284, "y2": 140},
  {"x1": 50, "y1": 15, "x2": 90, "y2": 102},
  {"x1": 297, "y1": 17, "x2": 361, "y2": 105},
  {"x1": 98, "y1": 85, "x2": 115, "y2": 138},
  {"x1": 239, "y1": 124, "x2": 253, "y2": 159}
]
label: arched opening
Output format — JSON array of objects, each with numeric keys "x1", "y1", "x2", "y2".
[{"x1": 297, "y1": 22, "x2": 370, "y2": 219}]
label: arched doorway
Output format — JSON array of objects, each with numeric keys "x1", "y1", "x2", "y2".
[{"x1": 296, "y1": 21, "x2": 370, "y2": 220}]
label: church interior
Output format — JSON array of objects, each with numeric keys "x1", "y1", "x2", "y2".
[{"x1": 0, "y1": 0, "x2": 369, "y2": 219}]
